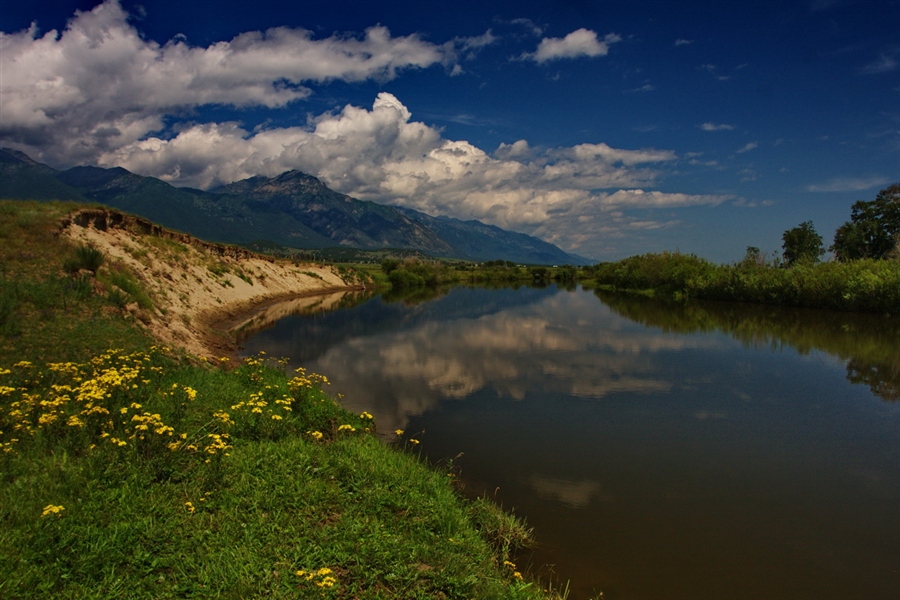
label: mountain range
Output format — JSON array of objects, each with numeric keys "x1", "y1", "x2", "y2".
[{"x1": 0, "y1": 148, "x2": 588, "y2": 265}]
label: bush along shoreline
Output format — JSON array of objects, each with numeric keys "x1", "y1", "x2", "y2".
[{"x1": 589, "y1": 251, "x2": 900, "y2": 315}]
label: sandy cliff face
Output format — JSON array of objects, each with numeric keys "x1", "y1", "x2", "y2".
[{"x1": 59, "y1": 209, "x2": 362, "y2": 360}]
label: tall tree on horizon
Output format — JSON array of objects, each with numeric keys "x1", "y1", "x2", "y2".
[
  {"x1": 831, "y1": 184, "x2": 900, "y2": 261},
  {"x1": 782, "y1": 221, "x2": 824, "y2": 267}
]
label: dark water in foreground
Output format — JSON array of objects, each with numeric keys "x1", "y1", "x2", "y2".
[{"x1": 238, "y1": 285, "x2": 900, "y2": 600}]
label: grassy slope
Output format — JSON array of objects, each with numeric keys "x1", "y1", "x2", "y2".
[{"x1": 0, "y1": 201, "x2": 556, "y2": 599}]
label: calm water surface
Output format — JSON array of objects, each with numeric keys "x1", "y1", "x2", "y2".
[{"x1": 238, "y1": 285, "x2": 900, "y2": 600}]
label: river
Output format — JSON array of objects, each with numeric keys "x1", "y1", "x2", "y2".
[{"x1": 237, "y1": 284, "x2": 900, "y2": 600}]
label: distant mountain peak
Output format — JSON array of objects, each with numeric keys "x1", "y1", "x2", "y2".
[
  {"x1": 1, "y1": 151, "x2": 589, "y2": 265},
  {"x1": 57, "y1": 165, "x2": 136, "y2": 190},
  {"x1": 0, "y1": 147, "x2": 41, "y2": 165},
  {"x1": 213, "y1": 169, "x2": 326, "y2": 197}
]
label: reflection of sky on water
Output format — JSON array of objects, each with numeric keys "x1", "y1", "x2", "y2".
[
  {"x1": 252, "y1": 288, "x2": 722, "y2": 432},
  {"x1": 238, "y1": 285, "x2": 900, "y2": 600},
  {"x1": 529, "y1": 475, "x2": 609, "y2": 508}
]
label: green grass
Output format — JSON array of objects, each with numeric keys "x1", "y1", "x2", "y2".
[
  {"x1": 62, "y1": 243, "x2": 105, "y2": 275},
  {"x1": 0, "y1": 200, "x2": 561, "y2": 599},
  {"x1": 0, "y1": 202, "x2": 155, "y2": 365},
  {"x1": 0, "y1": 352, "x2": 546, "y2": 599},
  {"x1": 101, "y1": 267, "x2": 155, "y2": 310}
]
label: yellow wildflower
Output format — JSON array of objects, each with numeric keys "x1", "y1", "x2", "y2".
[
  {"x1": 184, "y1": 502, "x2": 195, "y2": 514},
  {"x1": 41, "y1": 504, "x2": 65, "y2": 518},
  {"x1": 394, "y1": 429, "x2": 404, "y2": 436},
  {"x1": 360, "y1": 411, "x2": 373, "y2": 419},
  {"x1": 213, "y1": 410, "x2": 234, "y2": 426},
  {"x1": 307, "y1": 431, "x2": 323, "y2": 440},
  {"x1": 337, "y1": 424, "x2": 355, "y2": 432}
]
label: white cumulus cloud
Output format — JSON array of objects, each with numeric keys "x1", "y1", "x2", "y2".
[
  {"x1": 526, "y1": 28, "x2": 621, "y2": 63},
  {"x1": 98, "y1": 93, "x2": 727, "y2": 257},
  {"x1": 807, "y1": 176, "x2": 891, "y2": 192},
  {"x1": 700, "y1": 122, "x2": 735, "y2": 131},
  {"x1": 0, "y1": 0, "x2": 453, "y2": 165}
]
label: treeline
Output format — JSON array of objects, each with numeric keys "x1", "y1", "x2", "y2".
[
  {"x1": 590, "y1": 252, "x2": 899, "y2": 314},
  {"x1": 379, "y1": 257, "x2": 580, "y2": 290},
  {"x1": 590, "y1": 184, "x2": 900, "y2": 315},
  {"x1": 373, "y1": 185, "x2": 900, "y2": 314}
]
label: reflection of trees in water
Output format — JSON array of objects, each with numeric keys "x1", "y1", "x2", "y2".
[
  {"x1": 847, "y1": 359, "x2": 900, "y2": 401},
  {"x1": 381, "y1": 285, "x2": 450, "y2": 305},
  {"x1": 594, "y1": 289, "x2": 900, "y2": 402}
]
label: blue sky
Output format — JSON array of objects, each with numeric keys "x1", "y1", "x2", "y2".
[{"x1": 2, "y1": 0, "x2": 898, "y2": 262}]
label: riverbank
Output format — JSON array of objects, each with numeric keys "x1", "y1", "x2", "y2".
[
  {"x1": 59, "y1": 207, "x2": 369, "y2": 362},
  {"x1": 587, "y1": 251, "x2": 900, "y2": 315},
  {"x1": 0, "y1": 201, "x2": 564, "y2": 599}
]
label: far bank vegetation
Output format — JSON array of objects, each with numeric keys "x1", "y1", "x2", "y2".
[{"x1": 374, "y1": 184, "x2": 900, "y2": 315}]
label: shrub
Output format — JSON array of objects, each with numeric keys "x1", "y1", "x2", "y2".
[
  {"x1": 388, "y1": 268, "x2": 426, "y2": 290},
  {"x1": 62, "y1": 244, "x2": 105, "y2": 275}
]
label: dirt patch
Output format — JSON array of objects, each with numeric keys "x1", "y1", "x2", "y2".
[{"x1": 59, "y1": 208, "x2": 366, "y2": 362}]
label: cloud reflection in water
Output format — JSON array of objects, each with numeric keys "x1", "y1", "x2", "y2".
[{"x1": 278, "y1": 289, "x2": 723, "y2": 433}]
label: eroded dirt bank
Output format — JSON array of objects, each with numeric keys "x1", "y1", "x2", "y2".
[{"x1": 59, "y1": 209, "x2": 365, "y2": 360}]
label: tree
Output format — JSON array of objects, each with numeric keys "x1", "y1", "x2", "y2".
[
  {"x1": 740, "y1": 246, "x2": 763, "y2": 268},
  {"x1": 782, "y1": 221, "x2": 824, "y2": 267},
  {"x1": 831, "y1": 183, "x2": 900, "y2": 261},
  {"x1": 380, "y1": 257, "x2": 400, "y2": 274}
]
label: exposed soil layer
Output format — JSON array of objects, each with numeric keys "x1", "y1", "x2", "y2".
[{"x1": 59, "y1": 208, "x2": 364, "y2": 362}]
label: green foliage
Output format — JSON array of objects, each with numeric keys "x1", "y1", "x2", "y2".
[
  {"x1": 384, "y1": 258, "x2": 451, "y2": 290},
  {"x1": 552, "y1": 265, "x2": 578, "y2": 283},
  {"x1": 381, "y1": 257, "x2": 401, "y2": 275},
  {"x1": 593, "y1": 251, "x2": 714, "y2": 296},
  {"x1": 831, "y1": 183, "x2": 900, "y2": 261},
  {"x1": 100, "y1": 268, "x2": 154, "y2": 310},
  {"x1": 76, "y1": 244, "x2": 106, "y2": 274},
  {"x1": 528, "y1": 266, "x2": 550, "y2": 283},
  {"x1": 781, "y1": 221, "x2": 824, "y2": 267},
  {"x1": 0, "y1": 278, "x2": 20, "y2": 337},
  {"x1": 206, "y1": 261, "x2": 230, "y2": 277},
  {"x1": 590, "y1": 252, "x2": 900, "y2": 314},
  {"x1": 106, "y1": 287, "x2": 130, "y2": 308},
  {"x1": 468, "y1": 497, "x2": 534, "y2": 561},
  {"x1": 388, "y1": 268, "x2": 427, "y2": 290}
]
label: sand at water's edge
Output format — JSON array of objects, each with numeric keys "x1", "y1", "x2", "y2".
[{"x1": 59, "y1": 209, "x2": 366, "y2": 362}]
